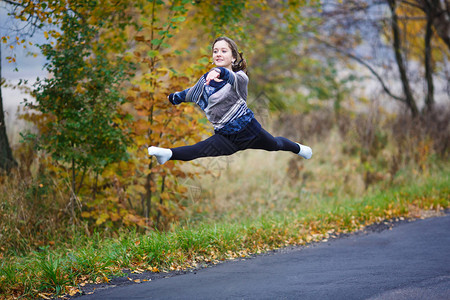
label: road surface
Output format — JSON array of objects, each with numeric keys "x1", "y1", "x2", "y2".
[{"x1": 79, "y1": 214, "x2": 450, "y2": 299}]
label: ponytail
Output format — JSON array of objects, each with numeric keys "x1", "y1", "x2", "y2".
[{"x1": 232, "y1": 51, "x2": 247, "y2": 73}]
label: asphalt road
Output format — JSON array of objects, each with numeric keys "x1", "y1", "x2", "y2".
[{"x1": 80, "y1": 214, "x2": 450, "y2": 300}]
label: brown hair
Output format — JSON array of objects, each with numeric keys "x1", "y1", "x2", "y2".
[{"x1": 212, "y1": 36, "x2": 247, "y2": 73}]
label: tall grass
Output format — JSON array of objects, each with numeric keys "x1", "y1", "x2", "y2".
[
  {"x1": 179, "y1": 106, "x2": 449, "y2": 225},
  {"x1": 0, "y1": 167, "x2": 72, "y2": 256}
]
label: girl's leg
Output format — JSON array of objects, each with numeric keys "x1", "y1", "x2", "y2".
[
  {"x1": 248, "y1": 127, "x2": 300, "y2": 153},
  {"x1": 246, "y1": 126, "x2": 312, "y2": 159},
  {"x1": 170, "y1": 134, "x2": 239, "y2": 161}
]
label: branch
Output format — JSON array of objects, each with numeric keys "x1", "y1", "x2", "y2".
[
  {"x1": 309, "y1": 35, "x2": 406, "y2": 103},
  {"x1": 397, "y1": 16, "x2": 427, "y2": 20},
  {"x1": 1, "y1": 0, "x2": 21, "y2": 6},
  {"x1": 399, "y1": 0, "x2": 424, "y2": 9}
]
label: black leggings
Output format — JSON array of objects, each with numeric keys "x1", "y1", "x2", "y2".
[{"x1": 170, "y1": 119, "x2": 300, "y2": 161}]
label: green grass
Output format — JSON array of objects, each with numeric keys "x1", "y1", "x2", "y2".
[{"x1": 1, "y1": 166, "x2": 448, "y2": 299}]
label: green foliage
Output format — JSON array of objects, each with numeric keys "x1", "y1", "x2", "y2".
[
  {"x1": 193, "y1": 0, "x2": 248, "y2": 36},
  {"x1": 29, "y1": 13, "x2": 131, "y2": 176}
]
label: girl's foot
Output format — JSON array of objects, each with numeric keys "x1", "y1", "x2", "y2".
[
  {"x1": 148, "y1": 146, "x2": 172, "y2": 164},
  {"x1": 296, "y1": 143, "x2": 312, "y2": 159}
]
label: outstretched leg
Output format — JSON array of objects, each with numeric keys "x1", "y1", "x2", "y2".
[
  {"x1": 171, "y1": 134, "x2": 239, "y2": 161},
  {"x1": 248, "y1": 127, "x2": 312, "y2": 159},
  {"x1": 149, "y1": 134, "x2": 240, "y2": 164}
]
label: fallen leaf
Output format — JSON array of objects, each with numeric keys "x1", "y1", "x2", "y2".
[
  {"x1": 135, "y1": 268, "x2": 145, "y2": 273},
  {"x1": 147, "y1": 266, "x2": 159, "y2": 273},
  {"x1": 68, "y1": 287, "x2": 80, "y2": 296}
]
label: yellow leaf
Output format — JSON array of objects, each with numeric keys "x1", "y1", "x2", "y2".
[
  {"x1": 110, "y1": 212, "x2": 120, "y2": 222},
  {"x1": 148, "y1": 266, "x2": 159, "y2": 272},
  {"x1": 132, "y1": 268, "x2": 144, "y2": 274},
  {"x1": 66, "y1": 286, "x2": 81, "y2": 296},
  {"x1": 128, "y1": 184, "x2": 147, "y2": 195},
  {"x1": 96, "y1": 213, "x2": 109, "y2": 225}
]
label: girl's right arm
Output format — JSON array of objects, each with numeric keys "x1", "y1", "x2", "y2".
[{"x1": 168, "y1": 87, "x2": 190, "y2": 105}]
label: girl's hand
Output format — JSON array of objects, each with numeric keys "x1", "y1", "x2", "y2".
[{"x1": 205, "y1": 69, "x2": 222, "y2": 85}]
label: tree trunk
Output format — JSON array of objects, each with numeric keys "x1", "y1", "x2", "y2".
[
  {"x1": 429, "y1": 0, "x2": 450, "y2": 50},
  {"x1": 424, "y1": 10, "x2": 435, "y2": 112},
  {"x1": 144, "y1": 102, "x2": 155, "y2": 224},
  {"x1": 388, "y1": 0, "x2": 419, "y2": 117},
  {"x1": 0, "y1": 45, "x2": 18, "y2": 173},
  {"x1": 156, "y1": 175, "x2": 165, "y2": 229},
  {"x1": 70, "y1": 157, "x2": 76, "y2": 223},
  {"x1": 145, "y1": 160, "x2": 153, "y2": 221}
]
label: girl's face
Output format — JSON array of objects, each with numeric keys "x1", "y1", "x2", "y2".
[{"x1": 213, "y1": 40, "x2": 235, "y2": 70}]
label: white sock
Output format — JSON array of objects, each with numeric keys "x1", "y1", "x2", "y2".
[
  {"x1": 296, "y1": 143, "x2": 312, "y2": 159},
  {"x1": 148, "y1": 146, "x2": 172, "y2": 165}
]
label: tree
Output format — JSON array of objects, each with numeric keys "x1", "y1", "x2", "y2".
[
  {"x1": 307, "y1": 0, "x2": 449, "y2": 116},
  {"x1": 388, "y1": 0, "x2": 419, "y2": 116},
  {"x1": 414, "y1": 0, "x2": 450, "y2": 50},
  {"x1": 33, "y1": 20, "x2": 129, "y2": 220},
  {"x1": 398, "y1": 0, "x2": 450, "y2": 111},
  {"x1": 6, "y1": 0, "x2": 136, "y2": 224},
  {"x1": 116, "y1": 0, "x2": 210, "y2": 228}
]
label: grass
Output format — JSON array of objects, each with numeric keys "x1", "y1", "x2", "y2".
[{"x1": 1, "y1": 164, "x2": 448, "y2": 299}]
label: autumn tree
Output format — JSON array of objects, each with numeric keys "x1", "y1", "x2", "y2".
[
  {"x1": 413, "y1": 0, "x2": 450, "y2": 50},
  {"x1": 397, "y1": 0, "x2": 450, "y2": 111},
  {"x1": 307, "y1": 0, "x2": 449, "y2": 116},
  {"x1": 108, "y1": 0, "x2": 212, "y2": 229},
  {"x1": 26, "y1": 12, "x2": 132, "y2": 222},
  {"x1": 3, "y1": 0, "x2": 139, "y2": 223}
]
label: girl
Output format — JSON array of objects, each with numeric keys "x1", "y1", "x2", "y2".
[{"x1": 148, "y1": 36, "x2": 312, "y2": 165}]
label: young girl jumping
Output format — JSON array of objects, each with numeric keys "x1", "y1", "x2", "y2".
[{"x1": 148, "y1": 36, "x2": 312, "y2": 165}]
